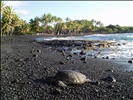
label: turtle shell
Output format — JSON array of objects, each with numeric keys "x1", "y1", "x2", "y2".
[{"x1": 54, "y1": 70, "x2": 89, "y2": 84}]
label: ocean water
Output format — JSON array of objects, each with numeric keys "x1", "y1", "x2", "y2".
[{"x1": 36, "y1": 33, "x2": 133, "y2": 71}]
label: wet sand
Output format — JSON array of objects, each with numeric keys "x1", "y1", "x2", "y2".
[{"x1": 1, "y1": 35, "x2": 133, "y2": 100}]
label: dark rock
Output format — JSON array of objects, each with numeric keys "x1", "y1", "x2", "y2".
[
  {"x1": 106, "y1": 56, "x2": 109, "y2": 59},
  {"x1": 37, "y1": 49, "x2": 41, "y2": 53},
  {"x1": 106, "y1": 85, "x2": 115, "y2": 89},
  {"x1": 59, "y1": 61, "x2": 65, "y2": 64},
  {"x1": 67, "y1": 54, "x2": 73, "y2": 57},
  {"x1": 94, "y1": 56, "x2": 97, "y2": 58},
  {"x1": 102, "y1": 57, "x2": 105, "y2": 59},
  {"x1": 112, "y1": 58, "x2": 115, "y2": 60},
  {"x1": 97, "y1": 43, "x2": 105, "y2": 48},
  {"x1": 80, "y1": 57, "x2": 87, "y2": 63},
  {"x1": 11, "y1": 79, "x2": 17, "y2": 84},
  {"x1": 105, "y1": 69, "x2": 114, "y2": 72},
  {"x1": 101, "y1": 76, "x2": 116, "y2": 82},
  {"x1": 128, "y1": 60, "x2": 132, "y2": 63},
  {"x1": 80, "y1": 50, "x2": 86, "y2": 55},
  {"x1": 33, "y1": 54, "x2": 38, "y2": 57},
  {"x1": 113, "y1": 90, "x2": 119, "y2": 93},
  {"x1": 90, "y1": 81, "x2": 100, "y2": 85},
  {"x1": 73, "y1": 52, "x2": 78, "y2": 55},
  {"x1": 117, "y1": 43, "x2": 121, "y2": 46}
]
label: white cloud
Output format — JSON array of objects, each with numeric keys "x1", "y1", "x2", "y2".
[
  {"x1": 15, "y1": 9, "x2": 29, "y2": 16},
  {"x1": 3, "y1": 1, "x2": 29, "y2": 16},
  {"x1": 3, "y1": 1, "x2": 27, "y2": 8}
]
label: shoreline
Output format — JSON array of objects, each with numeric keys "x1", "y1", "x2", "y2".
[{"x1": 1, "y1": 35, "x2": 133, "y2": 100}]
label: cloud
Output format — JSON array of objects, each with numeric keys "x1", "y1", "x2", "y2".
[
  {"x1": 3, "y1": 1, "x2": 29, "y2": 16},
  {"x1": 3, "y1": 1, "x2": 27, "y2": 8},
  {"x1": 15, "y1": 9, "x2": 29, "y2": 16}
]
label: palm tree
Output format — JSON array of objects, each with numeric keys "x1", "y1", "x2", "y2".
[
  {"x1": 2, "y1": 6, "x2": 15, "y2": 35},
  {"x1": 1, "y1": 1, "x2": 6, "y2": 15},
  {"x1": 40, "y1": 13, "x2": 54, "y2": 33},
  {"x1": 61, "y1": 22, "x2": 67, "y2": 34},
  {"x1": 10, "y1": 13, "x2": 21, "y2": 35},
  {"x1": 29, "y1": 17, "x2": 40, "y2": 33},
  {"x1": 65, "y1": 17, "x2": 71, "y2": 22}
]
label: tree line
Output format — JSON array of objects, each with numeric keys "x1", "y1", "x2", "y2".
[{"x1": 1, "y1": 2, "x2": 133, "y2": 36}]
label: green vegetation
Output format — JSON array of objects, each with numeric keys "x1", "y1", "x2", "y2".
[{"x1": 1, "y1": 2, "x2": 133, "y2": 36}]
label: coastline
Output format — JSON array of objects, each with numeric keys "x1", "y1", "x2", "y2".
[{"x1": 1, "y1": 35, "x2": 133, "y2": 100}]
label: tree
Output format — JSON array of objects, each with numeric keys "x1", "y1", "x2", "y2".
[
  {"x1": 29, "y1": 17, "x2": 40, "y2": 33},
  {"x1": 1, "y1": 5, "x2": 20, "y2": 36},
  {"x1": 45, "y1": 25, "x2": 54, "y2": 34},
  {"x1": 14, "y1": 19, "x2": 30, "y2": 35},
  {"x1": 40, "y1": 13, "x2": 55, "y2": 33},
  {"x1": 90, "y1": 19, "x2": 97, "y2": 32}
]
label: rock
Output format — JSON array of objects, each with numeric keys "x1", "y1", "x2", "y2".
[
  {"x1": 101, "y1": 76, "x2": 116, "y2": 82},
  {"x1": 89, "y1": 81, "x2": 100, "y2": 85},
  {"x1": 59, "y1": 61, "x2": 65, "y2": 64},
  {"x1": 106, "y1": 85, "x2": 115, "y2": 89},
  {"x1": 66, "y1": 57, "x2": 71, "y2": 60},
  {"x1": 128, "y1": 60, "x2": 132, "y2": 63},
  {"x1": 94, "y1": 56, "x2": 97, "y2": 58},
  {"x1": 117, "y1": 43, "x2": 121, "y2": 46},
  {"x1": 52, "y1": 88, "x2": 62, "y2": 94},
  {"x1": 80, "y1": 50, "x2": 86, "y2": 55},
  {"x1": 37, "y1": 49, "x2": 41, "y2": 53},
  {"x1": 33, "y1": 54, "x2": 38, "y2": 57},
  {"x1": 80, "y1": 57, "x2": 87, "y2": 63},
  {"x1": 11, "y1": 79, "x2": 17, "y2": 84},
  {"x1": 94, "y1": 88, "x2": 99, "y2": 92},
  {"x1": 105, "y1": 69, "x2": 114, "y2": 72},
  {"x1": 102, "y1": 57, "x2": 105, "y2": 59},
  {"x1": 112, "y1": 58, "x2": 115, "y2": 60},
  {"x1": 106, "y1": 56, "x2": 109, "y2": 59},
  {"x1": 73, "y1": 52, "x2": 78, "y2": 55},
  {"x1": 67, "y1": 54, "x2": 73, "y2": 57}
]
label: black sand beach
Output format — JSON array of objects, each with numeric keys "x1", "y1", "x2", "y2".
[{"x1": 1, "y1": 35, "x2": 133, "y2": 100}]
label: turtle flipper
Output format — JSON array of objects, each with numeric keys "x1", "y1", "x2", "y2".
[
  {"x1": 86, "y1": 79, "x2": 100, "y2": 85},
  {"x1": 57, "y1": 81, "x2": 67, "y2": 87},
  {"x1": 85, "y1": 79, "x2": 92, "y2": 82}
]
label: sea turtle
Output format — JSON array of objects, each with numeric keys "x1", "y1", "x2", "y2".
[{"x1": 52, "y1": 70, "x2": 97, "y2": 87}]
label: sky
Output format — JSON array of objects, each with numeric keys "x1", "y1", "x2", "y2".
[{"x1": 3, "y1": 1, "x2": 133, "y2": 26}]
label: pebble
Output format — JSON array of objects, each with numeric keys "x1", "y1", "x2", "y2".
[
  {"x1": 59, "y1": 61, "x2": 65, "y2": 64},
  {"x1": 94, "y1": 88, "x2": 99, "y2": 92},
  {"x1": 33, "y1": 54, "x2": 38, "y2": 57},
  {"x1": 80, "y1": 50, "x2": 86, "y2": 55},
  {"x1": 80, "y1": 57, "x2": 87, "y2": 63},
  {"x1": 105, "y1": 69, "x2": 114, "y2": 72},
  {"x1": 67, "y1": 54, "x2": 73, "y2": 57},
  {"x1": 11, "y1": 79, "x2": 17, "y2": 84},
  {"x1": 106, "y1": 85, "x2": 115, "y2": 89},
  {"x1": 52, "y1": 88, "x2": 62, "y2": 95},
  {"x1": 37, "y1": 49, "x2": 41, "y2": 53},
  {"x1": 102, "y1": 76, "x2": 116, "y2": 82}
]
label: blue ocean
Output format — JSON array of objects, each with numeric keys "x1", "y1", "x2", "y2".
[{"x1": 36, "y1": 33, "x2": 133, "y2": 71}]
